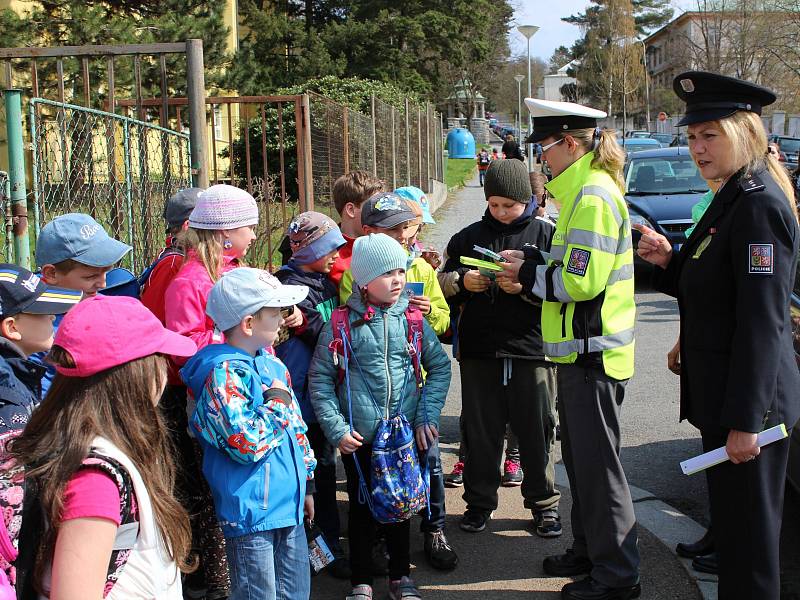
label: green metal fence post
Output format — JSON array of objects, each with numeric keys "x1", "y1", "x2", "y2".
[{"x1": 4, "y1": 89, "x2": 31, "y2": 268}]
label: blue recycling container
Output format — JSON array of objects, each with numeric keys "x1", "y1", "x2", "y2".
[{"x1": 446, "y1": 128, "x2": 476, "y2": 159}]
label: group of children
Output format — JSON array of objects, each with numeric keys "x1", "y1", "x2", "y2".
[{"x1": 0, "y1": 157, "x2": 562, "y2": 600}]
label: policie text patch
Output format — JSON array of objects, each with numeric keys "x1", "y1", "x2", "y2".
[
  {"x1": 749, "y1": 243, "x2": 773, "y2": 274},
  {"x1": 566, "y1": 248, "x2": 591, "y2": 277}
]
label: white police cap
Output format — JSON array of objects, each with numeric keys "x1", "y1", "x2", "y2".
[{"x1": 524, "y1": 98, "x2": 607, "y2": 143}]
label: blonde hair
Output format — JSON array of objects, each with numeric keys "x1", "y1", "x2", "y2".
[
  {"x1": 176, "y1": 227, "x2": 230, "y2": 282},
  {"x1": 716, "y1": 111, "x2": 799, "y2": 221},
  {"x1": 561, "y1": 128, "x2": 627, "y2": 192}
]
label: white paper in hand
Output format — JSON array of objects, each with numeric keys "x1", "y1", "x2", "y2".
[{"x1": 680, "y1": 424, "x2": 788, "y2": 476}]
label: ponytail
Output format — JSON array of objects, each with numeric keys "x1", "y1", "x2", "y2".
[{"x1": 561, "y1": 127, "x2": 627, "y2": 193}]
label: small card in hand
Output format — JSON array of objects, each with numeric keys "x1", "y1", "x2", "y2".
[
  {"x1": 306, "y1": 520, "x2": 335, "y2": 575},
  {"x1": 274, "y1": 306, "x2": 294, "y2": 347}
]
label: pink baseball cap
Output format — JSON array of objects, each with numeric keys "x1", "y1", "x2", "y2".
[{"x1": 53, "y1": 295, "x2": 197, "y2": 377}]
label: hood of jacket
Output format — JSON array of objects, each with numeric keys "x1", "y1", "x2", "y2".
[{"x1": 0, "y1": 337, "x2": 45, "y2": 407}]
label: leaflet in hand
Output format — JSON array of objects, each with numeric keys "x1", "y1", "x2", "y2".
[
  {"x1": 679, "y1": 424, "x2": 788, "y2": 475},
  {"x1": 473, "y1": 245, "x2": 507, "y2": 262},
  {"x1": 460, "y1": 256, "x2": 503, "y2": 272}
]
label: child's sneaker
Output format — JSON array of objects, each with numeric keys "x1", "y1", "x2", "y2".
[
  {"x1": 346, "y1": 584, "x2": 372, "y2": 600},
  {"x1": 388, "y1": 576, "x2": 422, "y2": 599},
  {"x1": 501, "y1": 459, "x2": 523, "y2": 487},
  {"x1": 533, "y1": 508, "x2": 563, "y2": 538},
  {"x1": 445, "y1": 461, "x2": 464, "y2": 488},
  {"x1": 459, "y1": 509, "x2": 492, "y2": 533}
]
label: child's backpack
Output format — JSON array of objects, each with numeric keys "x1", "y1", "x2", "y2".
[
  {"x1": 478, "y1": 152, "x2": 490, "y2": 166},
  {"x1": 99, "y1": 249, "x2": 184, "y2": 300},
  {"x1": 0, "y1": 434, "x2": 138, "y2": 600},
  {"x1": 327, "y1": 305, "x2": 428, "y2": 523}
]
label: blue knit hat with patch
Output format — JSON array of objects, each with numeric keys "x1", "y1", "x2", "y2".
[{"x1": 350, "y1": 233, "x2": 408, "y2": 287}]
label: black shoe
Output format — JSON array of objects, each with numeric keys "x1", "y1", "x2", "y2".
[
  {"x1": 532, "y1": 509, "x2": 562, "y2": 538},
  {"x1": 691, "y1": 552, "x2": 718, "y2": 575},
  {"x1": 459, "y1": 509, "x2": 492, "y2": 533},
  {"x1": 561, "y1": 577, "x2": 641, "y2": 600},
  {"x1": 676, "y1": 529, "x2": 714, "y2": 558},
  {"x1": 543, "y1": 549, "x2": 593, "y2": 577},
  {"x1": 424, "y1": 530, "x2": 459, "y2": 570}
]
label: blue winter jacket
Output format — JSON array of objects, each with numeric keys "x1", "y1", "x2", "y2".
[
  {"x1": 182, "y1": 344, "x2": 316, "y2": 538},
  {"x1": 308, "y1": 292, "x2": 451, "y2": 447},
  {"x1": 0, "y1": 338, "x2": 45, "y2": 434}
]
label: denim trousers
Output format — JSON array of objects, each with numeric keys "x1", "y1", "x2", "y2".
[
  {"x1": 419, "y1": 437, "x2": 446, "y2": 532},
  {"x1": 226, "y1": 523, "x2": 310, "y2": 600}
]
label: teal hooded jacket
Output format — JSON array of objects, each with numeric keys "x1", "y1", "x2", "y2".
[{"x1": 308, "y1": 292, "x2": 451, "y2": 446}]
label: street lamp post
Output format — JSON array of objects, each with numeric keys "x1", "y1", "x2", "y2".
[
  {"x1": 514, "y1": 74, "x2": 525, "y2": 140},
  {"x1": 518, "y1": 24, "x2": 539, "y2": 171},
  {"x1": 636, "y1": 38, "x2": 651, "y2": 129}
]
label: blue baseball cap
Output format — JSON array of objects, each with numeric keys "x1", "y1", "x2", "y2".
[
  {"x1": 394, "y1": 187, "x2": 436, "y2": 225},
  {"x1": 206, "y1": 267, "x2": 309, "y2": 331},
  {"x1": 36, "y1": 213, "x2": 132, "y2": 268}
]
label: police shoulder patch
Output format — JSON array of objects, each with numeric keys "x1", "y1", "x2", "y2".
[
  {"x1": 749, "y1": 243, "x2": 773, "y2": 274},
  {"x1": 566, "y1": 248, "x2": 591, "y2": 277}
]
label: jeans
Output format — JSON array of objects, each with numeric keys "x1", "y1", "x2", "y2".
[
  {"x1": 419, "y1": 438, "x2": 446, "y2": 532},
  {"x1": 226, "y1": 524, "x2": 310, "y2": 600}
]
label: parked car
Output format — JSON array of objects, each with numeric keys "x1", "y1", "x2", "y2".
[
  {"x1": 768, "y1": 135, "x2": 800, "y2": 171},
  {"x1": 624, "y1": 130, "x2": 651, "y2": 138},
  {"x1": 620, "y1": 137, "x2": 662, "y2": 153},
  {"x1": 648, "y1": 132, "x2": 673, "y2": 147},
  {"x1": 788, "y1": 252, "x2": 800, "y2": 492},
  {"x1": 670, "y1": 132, "x2": 688, "y2": 147},
  {"x1": 624, "y1": 146, "x2": 708, "y2": 264}
]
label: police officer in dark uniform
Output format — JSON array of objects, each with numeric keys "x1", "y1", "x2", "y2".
[{"x1": 636, "y1": 71, "x2": 800, "y2": 599}]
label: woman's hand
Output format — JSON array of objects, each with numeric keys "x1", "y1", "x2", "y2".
[
  {"x1": 726, "y1": 430, "x2": 760, "y2": 464},
  {"x1": 633, "y1": 224, "x2": 673, "y2": 269},
  {"x1": 499, "y1": 249, "x2": 524, "y2": 261},
  {"x1": 415, "y1": 424, "x2": 439, "y2": 452},
  {"x1": 497, "y1": 256, "x2": 523, "y2": 284},
  {"x1": 283, "y1": 305, "x2": 304, "y2": 328},
  {"x1": 463, "y1": 270, "x2": 491, "y2": 293},
  {"x1": 338, "y1": 430, "x2": 363, "y2": 454},
  {"x1": 667, "y1": 339, "x2": 681, "y2": 375}
]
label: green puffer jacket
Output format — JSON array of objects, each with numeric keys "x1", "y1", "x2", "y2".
[{"x1": 308, "y1": 292, "x2": 451, "y2": 447}]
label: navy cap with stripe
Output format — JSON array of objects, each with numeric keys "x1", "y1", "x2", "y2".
[{"x1": 0, "y1": 264, "x2": 82, "y2": 319}]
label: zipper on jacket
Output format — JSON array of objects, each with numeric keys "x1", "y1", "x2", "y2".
[{"x1": 560, "y1": 303, "x2": 568, "y2": 338}]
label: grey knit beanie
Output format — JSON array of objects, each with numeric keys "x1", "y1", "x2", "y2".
[
  {"x1": 351, "y1": 233, "x2": 408, "y2": 287},
  {"x1": 484, "y1": 159, "x2": 532, "y2": 204}
]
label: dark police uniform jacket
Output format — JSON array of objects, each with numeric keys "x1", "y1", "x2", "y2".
[{"x1": 655, "y1": 166, "x2": 800, "y2": 434}]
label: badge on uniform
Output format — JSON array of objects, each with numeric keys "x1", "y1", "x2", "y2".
[
  {"x1": 692, "y1": 235, "x2": 712, "y2": 259},
  {"x1": 566, "y1": 248, "x2": 591, "y2": 276},
  {"x1": 749, "y1": 243, "x2": 773, "y2": 274}
]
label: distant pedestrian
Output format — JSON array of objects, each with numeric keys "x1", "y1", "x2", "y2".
[
  {"x1": 477, "y1": 148, "x2": 491, "y2": 186},
  {"x1": 501, "y1": 134, "x2": 524, "y2": 162}
]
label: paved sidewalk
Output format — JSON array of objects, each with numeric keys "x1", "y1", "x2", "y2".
[{"x1": 310, "y1": 171, "x2": 709, "y2": 599}]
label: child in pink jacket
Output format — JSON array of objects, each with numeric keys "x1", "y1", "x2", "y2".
[{"x1": 163, "y1": 184, "x2": 260, "y2": 599}]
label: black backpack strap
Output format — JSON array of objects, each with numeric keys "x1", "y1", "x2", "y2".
[{"x1": 15, "y1": 479, "x2": 43, "y2": 600}]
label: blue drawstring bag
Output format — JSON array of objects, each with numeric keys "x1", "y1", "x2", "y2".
[{"x1": 333, "y1": 309, "x2": 428, "y2": 524}]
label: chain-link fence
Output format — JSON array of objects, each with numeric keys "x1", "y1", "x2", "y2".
[
  {"x1": 29, "y1": 98, "x2": 191, "y2": 272},
  {"x1": 308, "y1": 93, "x2": 444, "y2": 217}
]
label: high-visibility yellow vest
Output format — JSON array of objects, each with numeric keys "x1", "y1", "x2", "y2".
[{"x1": 537, "y1": 152, "x2": 635, "y2": 380}]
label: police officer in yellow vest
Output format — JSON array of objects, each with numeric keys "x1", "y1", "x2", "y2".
[{"x1": 498, "y1": 99, "x2": 640, "y2": 600}]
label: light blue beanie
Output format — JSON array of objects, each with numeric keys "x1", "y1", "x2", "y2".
[{"x1": 351, "y1": 233, "x2": 408, "y2": 287}]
